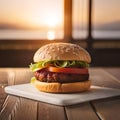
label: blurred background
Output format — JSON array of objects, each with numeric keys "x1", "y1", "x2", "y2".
[{"x1": 0, "y1": 0, "x2": 120, "y2": 67}]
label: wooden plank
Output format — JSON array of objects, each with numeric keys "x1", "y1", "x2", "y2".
[
  {"x1": 0, "y1": 71, "x2": 9, "y2": 111},
  {"x1": 13, "y1": 97, "x2": 37, "y2": 120},
  {"x1": 14, "y1": 68, "x2": 33, "y2": 85},
  {"x1": 90, "y1": 68, "x2": 120, "y2": 120},
  {"x1": 0, "y1": 95, "x2": 19, "y2": 120},
  {"x1": 89, "y1": 68, "x2": 120, "y2": 89},
  {"x1": 38, "y1": 102, "x2": 67, "y2": 120},
  {"x1": 0, "y1": 69, "x2": 15, "y2": 85},
  {"x1": 0, "y1": 68, "x2": 33, "y2": 85},
  {"x1": 92, "y1": 96, "x2": 120, "y2": 120},
  {"x1": 0, "y1": 95, "x2": 37, "y2": 120},
  {"x1": 0, "y1": 68, "x2": 34, "y2": 119},
  {"x1": 65, "y1": 102, "x2": 99, "y2": 120},
  {"x1": 104, "y1": 68, "x2": 120, "y2": 81},
  {"x1": 0, "y1": 87, "x2": 7, "y2": 112},
  {"x1": 0, "y1": 70, "x2": 16, "y2": 111}
]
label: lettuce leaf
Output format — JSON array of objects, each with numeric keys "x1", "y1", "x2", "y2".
[
  {"x1": 29, "y1": 60, "x2": 89, "y2": 72},
  {"x1": 30, "y1": 77, "x2": 36, "y2": 84}
]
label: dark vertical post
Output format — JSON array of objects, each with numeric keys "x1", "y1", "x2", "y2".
[
  {"x1": 87, "y1": 0, "x2": 93, "y2": 51},
  {"x1": 87, "y1": 0, "x2": 94, "y2": 66},
  {"x1": 64, "y1": 0, "x2": 72, "y2": 42}
]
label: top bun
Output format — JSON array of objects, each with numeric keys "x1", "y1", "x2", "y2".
[{"x1": 34, "y1": 43, "x2": 91, "y2": 63}]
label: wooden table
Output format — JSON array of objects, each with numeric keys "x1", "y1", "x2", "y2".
[{"x1": 0, "y1": 68, "x2": 120, "y2": 120}]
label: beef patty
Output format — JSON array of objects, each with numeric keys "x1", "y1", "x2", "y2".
[{"x1": 34, "y1": 70, "x2": 89, "y2": 83}]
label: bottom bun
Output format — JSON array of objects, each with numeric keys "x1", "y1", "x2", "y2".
[{"x1": 33, "y1": 80, "x2": 91, "y2": 93}]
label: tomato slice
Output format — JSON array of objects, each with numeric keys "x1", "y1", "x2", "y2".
[{"x1": 46, "y1": 66, "x2": 88, "y2": 74}]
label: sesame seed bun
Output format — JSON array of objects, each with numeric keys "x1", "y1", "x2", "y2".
[{"x1": 33, "y1": 43, "x2": 91, "y2": 63}]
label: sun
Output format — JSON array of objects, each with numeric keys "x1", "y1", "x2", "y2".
[
  {"x1": 44, "y1": 16, "x2": 60, "y2": 28},
  {"x1": 47, "y1": 30, "x2": 56, "y2": 40},
  {"x1": 26, "y1": 12, "x2": 62, "y2": 30}
]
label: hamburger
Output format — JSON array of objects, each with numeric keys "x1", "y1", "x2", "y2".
[{"x1": 30, "y1": 42, "x2": 91, "y2": 93}]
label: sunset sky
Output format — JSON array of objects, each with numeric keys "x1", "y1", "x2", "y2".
[
  {"x1": 0, "y1": 0, "x2": 120, "y2": 30},
  {"x1": 0, "y1": 0, "x2": 63, "y2": 30},
  {"x1": 93, "y1": 0, "x2": 120, "y2": 25}
]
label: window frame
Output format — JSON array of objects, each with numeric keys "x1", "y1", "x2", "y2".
[{"x1": 0, "y1": 0, "x2": 120, "y2": 50}]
